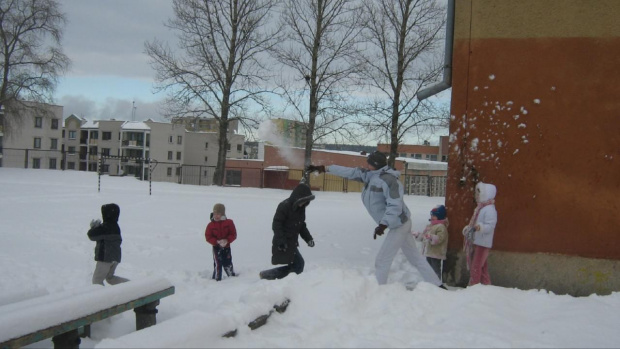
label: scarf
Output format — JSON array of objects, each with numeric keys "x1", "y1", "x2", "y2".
[
  {"x1": 463, "y1": 199, "x2": 495, "y2": 270},
  {"x1": 423, "y1": 218, "x2": 448, "y2": 234}
]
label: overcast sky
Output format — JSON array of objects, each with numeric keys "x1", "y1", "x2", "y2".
[
  {"x1": 54, "y1": 0, "x2": 450, "y2": 145},
  {"x1": 55, "y1": 0, "x2": 175, "y2": 121}
]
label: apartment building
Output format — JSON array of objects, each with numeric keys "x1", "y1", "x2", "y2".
[
  {"x1": 0, "y1": 102, "x2": 64, "y2": 170},
  {"x1": 0, "y1": 104, "x2": 246, "y2": 179},
  {"x1": 377, "y1": 135, "x2": 449, "y2": 162},
  {"x1": 271, "y1": 118, "x2": 307, "y2": 148}
]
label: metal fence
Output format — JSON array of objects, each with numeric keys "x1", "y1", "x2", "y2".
[
  {"x1": 0, "y1": 148, "x2": 446, "y2": 196},
  {"x1": 404, "y1": 175, "x2": 447, "y2": 197},
  {"x1": 0, "y1": 147, "x2": 64, "y2": 170}
]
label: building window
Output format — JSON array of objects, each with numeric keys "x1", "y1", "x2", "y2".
[
  {"x1": 176, "y1": 167, "x2": 181, "y2": 176},
  {"x1": 225, "y1": 170, "x2": 241, "y2": 186},
  {"x1": 102, "y1": 132, "x2": 112, "y2": 140},
  {"x1": 34, "y1": 117, "x2": 42, "y2": 128},
  {"x1": 167, "y1": 151, "x2": 173, "y2": 160},
  {"x1": 89, "y1": 146, "x2": 98, "y2": 155},
  {"x1": 50, "y1": 138, "x2": 58, "y2": 150},
  {"x1": 62, "y1": 130, "x2": 65, "y2": 138},
  {"x1": 68, "y1": 162, "x2": 75, "y2": 170},
  {"x1": 68, "y1": 146, "x2": 76, "y2": 155},
  {"x1": 32, "y1": 158, "x2": 41, "y2": 169},
  {"x1": 205, "y1": 142, "x2": 208, "y2": 149},
  {"x1": 441, "y1": 155, "x2": 448, "y2": 162},
  {"x1": 429, "y1": 154, "x2": 438, "y2": 161},
  {"x1": 49, "y1": 158, "x2": 57, "y2": 169},
  {"x1": 102, "y1": 148, "x2": 111, "y2": 156},
  {"x1": 34, "y1": 138, "x2": 41, "y2": 149},
  {"x1": 414, "y1": 154, "x2": 422, "y2": 159},
  {"x1": 51, "y1": 119, "x2": 59, "y2": 130},
  {"x1": 237, "y1": 144, "x2": 242, "y2": 152},
  {"x1": 204, "y1": 156, "x2": 208, "y2": 163},
  {"x1": 168, "y1": 135, "x2": 173, "y2": 144},
  {"x1": 167, "y1": 167, "x2": 172, "y2": 176},
  {"x1": 90, "y1": 131, "x2": 98, "y2": 139},
  {"x1": 226, "y1": 144, "x2": 231, "y2": 151},
  {"x1": 176, "y1": 151, "x2": 182, "y2": 160},
  {"x1": 68, "y1": 131, "x2": 76, "y2": 140},
  {"x1": 177, "y1": 135, "x2": 182, "y2": 144}
]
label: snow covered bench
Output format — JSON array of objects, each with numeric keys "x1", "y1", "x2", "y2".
[{"x1": 0, "y1": 277, "x2": 175, "y2": 349}]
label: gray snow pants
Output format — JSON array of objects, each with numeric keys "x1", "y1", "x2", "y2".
[
  {"x1": 375, "y1": 219, "x2": 442, "y2": 286},
  {"x1": 92, "y1": 261, "x2": 129, "y2": 285}
]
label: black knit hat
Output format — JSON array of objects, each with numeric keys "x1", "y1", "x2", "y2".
[{"x1": 367, "y1": 151, "x2": 387, "y2": 169}]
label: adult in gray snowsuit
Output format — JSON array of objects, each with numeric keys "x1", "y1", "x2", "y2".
[
  {"x1": 87, "y1": 203, "x2": 129, "y2": 285},
  {"x1": 307, "y1": 151, "x2": 444, "y2": 288}
]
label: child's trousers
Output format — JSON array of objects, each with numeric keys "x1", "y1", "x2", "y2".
[
  {"x1": 92, "y1": 261, "x2": 129, "y2": 285},
  {"x1": 469, "y1": 245, "x2": 491, "y2": 285},
  {"x1": 212, "y1": 245, "x2": 235, "y2": 281},
  {"x1": 259, "y1": 250, "x2": 304, "y2": 280}
]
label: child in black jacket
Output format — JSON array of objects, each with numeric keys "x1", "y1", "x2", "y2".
[
  {"x1": 87, "y1": 203, "x2": 129, "y2": 285},
  {"x1": 259, "y1": 183, "x2": 316, "y2": 280}
]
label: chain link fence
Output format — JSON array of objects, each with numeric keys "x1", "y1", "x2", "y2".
[{"x1": 1, "y1": 148, "x2": 446, "y2": 196}]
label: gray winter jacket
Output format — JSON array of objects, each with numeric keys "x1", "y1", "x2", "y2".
[{"x1": 327, "y1": 165, "x2": 410, "y2": 229}]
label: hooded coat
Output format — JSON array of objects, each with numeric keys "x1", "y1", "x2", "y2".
[
  {"x1": 472, "y1": 182, "x2": 498, "y2": 248},
  {"x1": 87, "y1": 203, "x2": 122, "y2": 263},
  {"x1": 271, "y1": 184, "x2": 315, "y2": 265}
]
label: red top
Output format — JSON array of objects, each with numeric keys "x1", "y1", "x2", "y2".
[{"x1": 205, "y1": 219, "x2": 237, "y2": 247}]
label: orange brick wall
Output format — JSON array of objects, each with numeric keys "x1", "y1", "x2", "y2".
[{"x1": 447, "y1": 0, "x2": 620, "y2": 259}]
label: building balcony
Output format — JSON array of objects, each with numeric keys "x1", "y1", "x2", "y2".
[{"x1": 121, "y1": 140, "x2": 149, "y2": 147}]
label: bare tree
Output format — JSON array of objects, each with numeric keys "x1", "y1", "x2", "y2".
[
  {"x1": 0, "y1": 0, "x2": 70, "y2": 137},
  {"x1": 145, "y1": 0, "x2": 280, "y2": 186},
  {"x1": 358, "y1": 0, "x2": 446, "y2": 167},
  {"x1": 271, "y1": 0, "x2": 364, "y2": 173}
]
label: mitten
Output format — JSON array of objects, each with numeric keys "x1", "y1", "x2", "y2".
[
  {"x1": 277, "y1": 243, "x2": 288, "y2": 252},
  {"x1": 373, "y1": 224, "x2": 387, "y2": 239},
  {"x1": 423, "y1": 233, "x2": 431, "y2": 241},
  {"x1": 307, "y1": 240, "x2": 315, "y2": 247},
  {"x1": 306, "y1": 165, "x2": 326, "y2": 173},
  {"x1": 411, "y1": 231, "x2": 421, "y2": 238},
  {"x1": 90, "y1": 219, "x2": 102, "y2": 228},
  {"x1": 218, "y1": 239, "x2": 228, "y2": 247}
]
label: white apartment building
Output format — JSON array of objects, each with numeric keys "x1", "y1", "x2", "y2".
[
  {"x1": 0, "y1": 102, "x2": 246, "y2": 184},
  {"x1": 0, "y1": 102, "x2": 64, "y2": 170}
]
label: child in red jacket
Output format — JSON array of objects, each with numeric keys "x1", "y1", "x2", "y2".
[{"x1": 205, "y1": 203, "x2": 237, "y2": 281}]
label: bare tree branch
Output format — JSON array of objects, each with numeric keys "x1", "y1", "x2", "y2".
[
  {"x1": 357, "y1": 0, "x2": 446, "y2": 166},
  {"x1": 145, "y1": 0, "x2": 281, "y2": 185},
  {"x1": 271, "y1": 0, "x2": 365, "y2": 172},
  {"x1": 0, "y1": 0, "x2": 70, "y2": 136}
]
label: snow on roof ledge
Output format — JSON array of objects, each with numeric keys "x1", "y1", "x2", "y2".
[{"x1": 265, "y1": 166, "x2": 290, "y2": 171}]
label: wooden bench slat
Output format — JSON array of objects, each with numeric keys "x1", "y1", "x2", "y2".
[{"x1": 0, "y1": 286, "x2": 174, "y2": 349}]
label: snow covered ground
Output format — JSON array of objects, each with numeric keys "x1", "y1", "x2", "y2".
[{"x1": 1, "y1": 168, "x2": 618, "y2": 348}]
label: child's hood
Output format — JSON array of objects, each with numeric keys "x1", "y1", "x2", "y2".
[
  {"x1": 476, "y1": 182, "x2": 497, "y2": 203},
  {"x1": 289, "y1": 183, "x2": 315, "y2": 208},
  {"x1": 101, "y1": 203, "x2": 120, "y2": 223}
]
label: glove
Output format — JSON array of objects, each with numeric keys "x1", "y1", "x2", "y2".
[
  {"x1": 90, "y1": 219, "x2": 102, "y2": 228},
  {"x1": 307, "y1": 240, "x2": 315, "y2": 247},
  {"x1": 277, "y1": 243, "x2": 288, "y2": 252},
  {"x1": 373, "y1": 224, "x2": 387, "y2": 240},
  {"x1": 306, "y1": 165, "x2": 326, "y2": 174},
  {"x1": 411, "y1": 231, "x2": 421, "y2": 238},
  {"x1": 218, "y1": 239, "x2": 228, "y2": 247}
]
